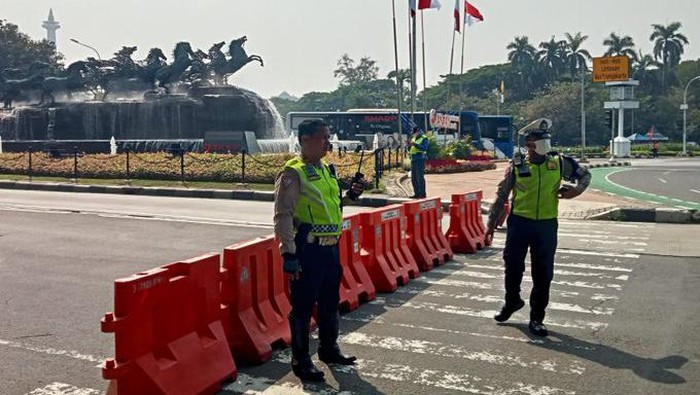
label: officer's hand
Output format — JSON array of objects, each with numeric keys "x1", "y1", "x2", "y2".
[
  {"x1": 282, "y1": 253, "x2": 301, "y2": 280},
  {"x1": 484, "y1": 226, "x2": 495, "y2": 246},
  {"x1": 350, "y1": 181, "x2": 364, "y2": 198},
  {"x1": 559, "y1": 184, "x2": 582, "y2": 199}
]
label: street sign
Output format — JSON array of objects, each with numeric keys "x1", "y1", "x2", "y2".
[{"x1": 592, "y1": 56, "x2": 629, "y2": 82}]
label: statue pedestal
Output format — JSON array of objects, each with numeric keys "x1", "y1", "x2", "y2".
[{"x1": 613, "y1": 136, "x2": 631, "y2": 158}]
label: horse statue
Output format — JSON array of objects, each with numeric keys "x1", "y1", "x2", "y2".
[
  {"x1": 139, "y1": 47, "x2": 168, "y2": 89},
  {"x1": 104, "y1": 46, "x2": 151, "y2": 98},
  {"x1": 182, "y1": 49, "x2": 212, "y2": 88},
  {"x1": 207, "y1": 41, "x2": 228, "y2": 85},
  {"x1": 222, "y1": 36, "x2": 263, "y2": 82},
  {"x1": 0, "y1": 71, "x2": 44, "y2": 109},
  {"x1": 154, "y1": 42, "x2": 196, "y2": 93},
  {"x1": 38, "y1": 61, "x2": 90, "y2": 104}
]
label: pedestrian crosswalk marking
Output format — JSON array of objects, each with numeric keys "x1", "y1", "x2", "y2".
[{"x1": 25, "y1": 383, "x2": 102, "y2": 395}]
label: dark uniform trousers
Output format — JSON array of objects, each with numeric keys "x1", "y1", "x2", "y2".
[
  {"x1": 503, "y1": 214, "x2": 558, "y2": 322},
  {"x1": 289, "y1": 232, "x2": 343, "y2": 366}
]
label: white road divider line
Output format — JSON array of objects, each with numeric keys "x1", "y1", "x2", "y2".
[
  {"x1": 0, "y1": 338, "x2": 106, "y2": 366},
  {"x1": 658, "y1": 178, "x2": 667, "y2": 183},
  {"x1": 476, "y1": 259, "x2": 634, "y2": 273},
  {"x1": 25, "y1": 382, "x2": 103, "y2": 395},
  {"x1": 437, "y1": 263, "x2": 631, "y2": 281},
  {"x1": 488, "y1": 244, "x2": 641, "y2": 258},
  {"x1": 690, "y1": 189, "x2": 700, "y2": 195}
]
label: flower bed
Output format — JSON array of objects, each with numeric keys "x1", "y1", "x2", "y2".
[
  {"x1": 425, "y1": 158, "x2": 496, "y2": 174},
  {"x1": 0, "y1": 151, "x2": 375, "y2": 185}
]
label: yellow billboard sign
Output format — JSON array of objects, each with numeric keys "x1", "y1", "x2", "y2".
[{"x1": 592, "y1": 56, "x2": 629, "y2": 82}]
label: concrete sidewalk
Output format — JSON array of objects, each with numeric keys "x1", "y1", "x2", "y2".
[{"x1": 392, "y1": 159, "x2": 668, "y2": 220}]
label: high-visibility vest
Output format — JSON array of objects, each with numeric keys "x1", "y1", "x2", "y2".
[
  {"x1": 285, "y1": 157, "x2": 343, "y2": 236},
  {"x1": 512, "y1": 155, "x2": 561, "y2": 220},
  {"x1": 409, "y1": 134, "x2": 427, "y2": 155}
]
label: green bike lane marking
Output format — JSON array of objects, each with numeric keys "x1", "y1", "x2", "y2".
[{"x1": 588, "y1": 167, "x2": 700, "y2": 210}]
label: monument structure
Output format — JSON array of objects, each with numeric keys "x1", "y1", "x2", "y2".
[
  {"x1": 0, "y1": 33, "x2": 281, "y2": 153},
  {"x1": 42, "y1": 9, "x2": 60, "y2": 44}
]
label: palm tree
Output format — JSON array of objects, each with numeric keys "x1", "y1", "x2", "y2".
[
  {"x1": 563, "y1": 32, "x2": 592, "y2": 79},
  {"x1": 507, "y1": 36, "x2": 537, "y2": 68},
  {"x1": 537, "y1": 36, "x2": 566, "y2": 78},
  {"x1": 603, "y1": 33, "x2": 638, "y2": 61},
  {"x1": 507, "y1": 36, "x2": 538, "y2": 94},
  {"x1": 650, "y1": 22, "x2": 689, "y2": 90}
]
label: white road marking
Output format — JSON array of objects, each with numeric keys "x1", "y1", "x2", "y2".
[
  {"x1": 0, "y1": 338, "x2": 106, "y2": 365},
  {"x1": 658, "y1": 178, "x2": 667, "y2": 183},
  {"x1": 340, "y1": 332, "x2": 585, "y2": 374},
  {"x1": 558, "y1": 233, "x2": 649, "y2": 240},
  {"x1": 25, "y1": 383, "x2": 102, "y2": 395},
  {"x1": 690, "y1": 189, "x2": 700, "y2": 195},
  {"x1": 488, "y1": 245, "x2": 641, "y2": 258},
  {"x1": 367, "y1": 299, "x2": 608, "y2": 331}
]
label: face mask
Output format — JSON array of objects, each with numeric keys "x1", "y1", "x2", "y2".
[{"x1": 533, "y1": 139, "x2": 551, "y2": 155}]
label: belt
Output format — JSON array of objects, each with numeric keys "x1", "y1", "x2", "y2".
[{"x1": 306, "y1": 233, "x2": 340, "y2": 246}]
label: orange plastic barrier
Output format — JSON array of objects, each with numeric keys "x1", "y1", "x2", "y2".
[
  {"x1": 445, "y1": 191, "x2": 486, "y2": 253},
  {"x1": 404, "y1": 198, "x2": 454, "y2": 270},
  {"x1": 338, "y1": 214, "x2": 377, "y2": 311},
  {"x1": 360, "y1": 204, "x2": 420, "y2": 292},
  {"x1": 221, "y1": 235, "x2": 291, "y2": 364},
  {"x1": 101, "y1": 254, "x2": 235, "y2": 395}
]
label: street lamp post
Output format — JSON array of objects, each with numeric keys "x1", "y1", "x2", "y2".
[
  {"x1": 681, "y1": 75, "x2": 700, "y2": 156},
  {"x1": 69, "y1": 38, "x2": 101, "y2": 60}
]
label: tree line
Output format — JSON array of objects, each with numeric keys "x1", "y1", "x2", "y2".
[{"x1": 273, "y1": 22, "x2": 698, "y2": 147}]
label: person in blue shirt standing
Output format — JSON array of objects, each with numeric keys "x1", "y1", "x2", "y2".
[{"x1": 409, "y1": 127, "x2": 429, "y2": 198}]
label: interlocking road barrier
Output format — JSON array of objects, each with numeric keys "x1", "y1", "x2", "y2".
[
  {"x1": 445, "y1": 191, "x2": 486, "y2": 253},
  {"x1": 221, "y1": 235, "x2": 291, "y2": 364},
  {"x1": 101, "y1": 254, "x2": 235, "y2": 395},
  {"x1": 404, "y1": 198, "x2": 453, "y2": 270},
  {"x1": 338, "y1": 214, "x2": 377, "y2": 311},
  {"x1": 360, "y1": 204, "x2": 420, "y2": 292}
]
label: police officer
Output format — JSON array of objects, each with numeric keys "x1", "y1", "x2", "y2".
[
  {"x1": 484, "y1": 119, "x2": 591, "y2": 337},
  {"x1": 274, "y1": 119, "x2": 364, "y2": 381},
  {"x1": 409, "y1": 126, "x2": 429, "y2": 198}
]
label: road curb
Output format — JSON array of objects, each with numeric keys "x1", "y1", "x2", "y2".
[
  {"x1": 581, "y1": 161, "x2": 632, "y2": 169},
  {"x1": 588, "y1": 207, "x2": 699, "y2": 224}
]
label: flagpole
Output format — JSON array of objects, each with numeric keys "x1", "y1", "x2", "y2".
[
  {"x1": 411, "y1": 7, "x2": 417, "y2": 127},
  {"x1": 391, "y1": 0, "x2": 403, "y2": 145},
  {"x1": 447, "y1": 28, "x2": 456, "y2": 112},
  {"x1": 459, "y1": 15, "x2": 466, "y2": 116},
  {"x1": 420, "y1": 10, "x2": 428, "y2": 133}
]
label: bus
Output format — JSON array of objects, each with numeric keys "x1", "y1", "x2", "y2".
[
  {"x1": 286, "y1": 110, "x2": 482, "y2": 148},
  {"x1": 478, "y1": 115, "x2": 515, "y2": 158}
]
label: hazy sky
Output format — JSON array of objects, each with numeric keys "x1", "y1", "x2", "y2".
[{"x1": 2, "y1": 0, "x2": 698, "y2": 98}]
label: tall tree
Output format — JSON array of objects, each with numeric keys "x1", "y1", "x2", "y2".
[
  {"x1": 0, "y1": 19, "x2": 63, "y2": 72},
  {"x1": 650, "y1": 22, "x2": 689, "y2": 90},
  {"x1": 507, "y1": 36, "x2": 538, "y2": 94},
  {"x1": 563, "y1": 32, "x2": 592, "y2": 79},
  {"x1": 537, "y1": 36, "x2": 566, "y2": 78},
  {"x1": 333, "y1": 54, "x2": 379, "y2": 86},
  {"x1": 603, "y1": 33, "x2": 637, "y2": 61}
]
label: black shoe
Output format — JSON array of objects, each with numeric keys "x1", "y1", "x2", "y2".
[
  {"x1": 409, "y1": 195, "x2": 419, "y2": 199},
  {"x1": 494, "y1": 299, "x2": 525, "y2": 322},
  {"x1": 318, "y1": 350, "x2": 357, "y2": 366},
  {"x1": 291, "y1": 362, "x2": 325, "y2": 382},
  {"x1": 528, "y1": 320, "x2": 548, "y2": 337}
]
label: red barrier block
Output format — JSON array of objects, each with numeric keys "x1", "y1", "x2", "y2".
[
  {"x1": 101, "y1": 254, "x2": 235, "y2": 395},
  {"x1": 338, "y1": 214, "x2": 377, "y2": 311},
  {"x1": 445, "y1": 191, "x2": 486, "y2": 253},
  {"x1": 221, "y1": 235, "x2": 291, "y2": 364},
  {"x1": 404, "y1": 198, "x2": 454, "y2": 270},
  {"x1": 360, "y1": 205, "x2": 419, "y2": 292}
]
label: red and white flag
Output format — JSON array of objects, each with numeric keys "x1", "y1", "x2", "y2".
[
  {"x1": 453, "y1": 0, "x2": 461, "y2": 33},
  {"x1": 464, "y1": 1, "x2": 484, "y2": 26},
  {"x1": 411, "y1": 0, "x2": 442, "y2": 17}
]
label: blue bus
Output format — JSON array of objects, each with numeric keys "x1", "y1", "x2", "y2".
[{"x1": 286, "y1": 110, "x2": 514, "y2": 157}]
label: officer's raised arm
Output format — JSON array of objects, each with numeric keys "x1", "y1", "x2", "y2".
[
  {"x1": 559, "y1": 155, "x2": 591, "y2": 199},
  {"x1": 485, "y1": 163, "x2": 515, "y2": 242}
]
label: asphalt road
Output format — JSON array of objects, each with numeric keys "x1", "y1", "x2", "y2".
[
  {"x1": 1, "y1": 190, "x2": 699, "y2": 395},
  {"x1": 603, "y1": 158, "x2": 700, "y2": 207}
]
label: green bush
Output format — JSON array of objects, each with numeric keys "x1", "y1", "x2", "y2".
[{"x1": 444, "y1": 136, "x2": 473, "y2": 160}]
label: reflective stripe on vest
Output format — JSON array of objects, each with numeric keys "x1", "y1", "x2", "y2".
[
  {"x1": 512, "y1": 155, "x2": 561, "y2": 220},
  {"x1": 285, "y1": 157, "x2": 342, "y2": 236},
  {"x1": 409, "y1": 134, "x2": 427, "y2": 155}
]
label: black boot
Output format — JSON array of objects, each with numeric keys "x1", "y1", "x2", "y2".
[
  {"x1": 318, "y1": 345, "x2": 357, "y2": 365},
  {"x1": 494, "y1": 299, "x2": 525, "y2": 322},
  {"x1": 291, "y1": 360, "x2": 325, "y2": 382}
]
